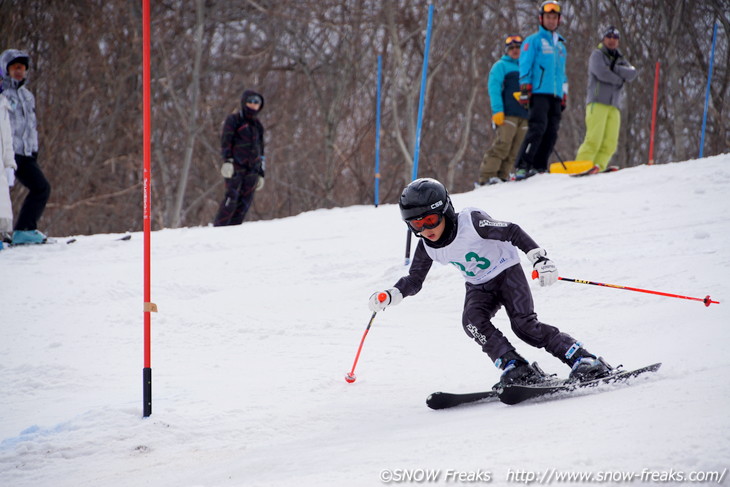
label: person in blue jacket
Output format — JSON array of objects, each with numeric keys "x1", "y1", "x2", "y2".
[
  {"x1": 478, "y1": 35, "x2": 529, "y2": 186},
  {"x1": 514, "y1": 1, "x2": 567, "y2": 180}
]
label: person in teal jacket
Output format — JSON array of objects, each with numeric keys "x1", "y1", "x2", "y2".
[
  {"x1": 514, "y1": 1, "x2": 567, "y2": 180},
  {"x1": 575, "y1": 26, "x2": 637, "y2": 174},
  {"x1": 478, "y1": 35, "x2": 529, "y2": 185}
]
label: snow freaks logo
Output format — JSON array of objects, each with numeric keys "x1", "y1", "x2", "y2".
[{"x1": 379, "y1": 468, "x2": 491, "y2": 483}]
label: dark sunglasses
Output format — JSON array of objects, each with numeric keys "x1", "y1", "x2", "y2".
[
  {"x1": 246, "y1": 96, "x2": 262, "y2": 105},
  {"x1": 408, "y1": 213, "x2": 443, "y2": 232},
  {"x1": 605, "y1": 33, "x2": 620, "y2": 39}
]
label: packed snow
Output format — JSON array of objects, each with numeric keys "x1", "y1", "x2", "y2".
[{"x1": 1, "y1": 156, "x2": 729, "y2": 487}]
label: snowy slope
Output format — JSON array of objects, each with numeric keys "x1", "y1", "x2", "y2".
[{"x1": 1, "y1": 156, "x2": 729, "y2": 487}]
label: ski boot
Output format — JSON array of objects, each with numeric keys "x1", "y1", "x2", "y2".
[
  {"x1": 567, "y1": 345, "x2": 613, "y2": 382},
  {"x1": 11, "y1": 230, "x2": 48, "y2": 245},
  {"x1": 496, "y1": 350, "x2": 546, "y2": 386}
]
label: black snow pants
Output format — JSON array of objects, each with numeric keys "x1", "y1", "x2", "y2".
[
  {"x1": 14, "y1": 154, "x2": 51, "y2": 231},
  {"x1": 461, "y1": 263, "x2": 577, "y2": 366},
  {"x1": 514, "y1": 94, "x2": 562, "y2": 173},
  {"x1": 213, "y1": 171, "x2": 259, "y2": 227}
]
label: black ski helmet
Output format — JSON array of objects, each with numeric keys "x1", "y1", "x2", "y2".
[{"x1": 399, "y1": 178, "x2": 456, "y2": 232}]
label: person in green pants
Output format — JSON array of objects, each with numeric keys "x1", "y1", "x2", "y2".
[{"x1": 575, "y1": 26, "x2": 637, "y2": 174}]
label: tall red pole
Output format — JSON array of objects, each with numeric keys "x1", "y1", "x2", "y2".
[
  {"x1": 142, "y1": 0, "x2": 153, "y2": 418},
  {"x1": 648, "y1": 62, "x2": 660, "y2": 165}
]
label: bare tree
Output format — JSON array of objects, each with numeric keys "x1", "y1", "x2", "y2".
[{"x1": 1, "y1": 0, "x2": 727, "y2": 236}]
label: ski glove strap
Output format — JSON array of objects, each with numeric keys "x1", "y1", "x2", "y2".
[
  {"x1": 368, "y1": 288, "x2": 403, "y2": 312},
  {"x1": 527, "y1": 248, "x2": 558, "y2": 287}
]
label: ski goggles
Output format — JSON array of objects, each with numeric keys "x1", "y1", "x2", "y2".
[
  {"x1": 540, "y1": 1, "x2": 561, "y2": 14},
  {"x1": 505, "y1": 36, "x2": 523, "y2": 46},
  {"x1": 246, "y1": 95, "x2": 262, "y2": 105},
  {"x1": 407, "y1": 213, "x2": 443, "y2": 232}
]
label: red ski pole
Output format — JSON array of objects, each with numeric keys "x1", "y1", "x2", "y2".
[
  {"x1": 532, "y1": 271, "x2": 720, "y2": 307},
  {"x1": 345, "y1": 292, "x2": 387, "y2": 383}
]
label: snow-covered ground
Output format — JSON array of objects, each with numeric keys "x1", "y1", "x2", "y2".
[{"x1": 1, "y1": 156, "x2": 729, "y2": 487}]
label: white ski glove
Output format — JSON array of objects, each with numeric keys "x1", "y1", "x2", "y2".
[
  {"x1": 527, "y1": 248, "x2": 558, "y2": 287},
  {"x1": 220, "y1": 160, "x2": 234, "y2": 178},
  {"x1": 368, "y1": 288, "x2": 403, "y2": 312},
  {"x1": 5, "y1": 167, "x2": 14, "y2": 187},
  {"x1": 255, "y1": 176, "x2": 265, "y2": 191}
]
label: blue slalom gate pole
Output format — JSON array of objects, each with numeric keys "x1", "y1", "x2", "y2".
[
  {"x1": 374, "y1": 55, "x2": 383, "y2": 207},
  {"x1": 699, "y1": 22, "x2": 718, "y2": 159},
  {"x1": 411, "y1": 2, "x2": 434, "y2": 182},
  {"x1": 405, "y1": 2, "x2": 435, "y2": 265}
]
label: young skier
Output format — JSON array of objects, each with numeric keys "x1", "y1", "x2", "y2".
[{"x1": 368, "y1": 178, "x2": 611, "y2": 385}]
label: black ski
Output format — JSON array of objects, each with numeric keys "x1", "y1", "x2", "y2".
[
  {"x1": 426, "y1": 390, "x2": 499, "y2": 410},
  {"x1": 65, "y1": 234, "x2": 132, "y2": 244},
  {"x1": 498, "y1": 362, "x2": 662, "y2": 405},
  {"x1": 426, "y1": 362, "x2": 661, "y2": 409},
  {"x1": 4, "y1": 237, "x2": 71, "y2": 247}
]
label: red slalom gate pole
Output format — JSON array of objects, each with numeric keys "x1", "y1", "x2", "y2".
[
  {"x1": 532, "y1": 271, "x2": 719, "y2": 307},
  {"x1": 345, "y1": 293, "x2": 387, "y2": 383},
  {"x1": 141, "y1": 0, "x2": 156, "y2": 418}
]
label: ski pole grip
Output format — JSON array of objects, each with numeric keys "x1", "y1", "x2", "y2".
[{"x1": 378, "y1": 292, "x2": 388, "y2": 303}]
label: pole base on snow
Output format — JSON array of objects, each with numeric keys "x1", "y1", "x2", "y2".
[{"x1": 143, "y1": 367, "x2": 152, "y2": 417}]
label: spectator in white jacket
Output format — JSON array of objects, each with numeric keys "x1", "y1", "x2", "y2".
[
  {"x1": 0, "y1": 72, "x2": 16, "y2": 246},
  {"x1": 1, "y1": 49, "x2": 50, "y2": 245}
]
